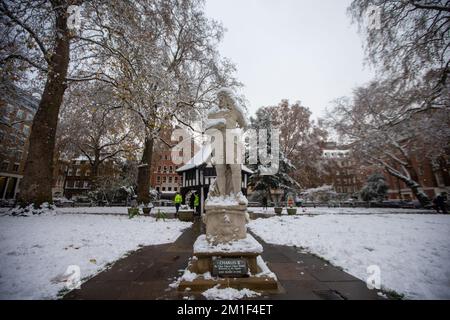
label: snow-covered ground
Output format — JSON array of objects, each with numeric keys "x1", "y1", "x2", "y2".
[
  {"x1": 0, "y1": 213, "x2": 191, "y2": 300},
  {"x1": 0, "y1": 206, "x2": 178, "y2": 216},
  {"x1": 57, "y1": 206, "x2": 178, "y2": 215},
  {"x1": 0, "y1": 205, "x2": 432, "y2": 217},
  {"x1": 249, "y1": 206, "x2": 431, "y2": 215},
  {"x1": 249, "y1": 213, "x2": 450, "y2": 299}
]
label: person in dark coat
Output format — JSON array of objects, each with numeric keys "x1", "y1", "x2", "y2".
[
  {"x1": 433, "y1": 192, "x2": 448, "y2": 214},
  {"x1": 262, "y1": 196, "x2": 268, "y2": 211},
  {"x1": 189, "y1": 193, "x2": 195, "y2": 210}
]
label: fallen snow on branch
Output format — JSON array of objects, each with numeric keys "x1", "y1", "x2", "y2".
[
  {"x1": 249, "y1": 214, "x2": 450, "y2": 299},
  {"x1": 0, "y1": 214, "x2": 191, "y2": 299}
]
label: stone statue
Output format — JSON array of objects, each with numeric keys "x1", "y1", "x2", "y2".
[
  {"x1": 206, "y1": 88, "x2": 247, "y2": 202},
  {"x1": 203, "y1": 88, "x2": 249, "y2": 244}
]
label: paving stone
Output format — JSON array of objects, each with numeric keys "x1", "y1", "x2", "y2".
[
  {"x1": 306, "y1": 264, "x2": 360, "y2": 282},
  {"x1": 266, "y1": 262, "x2": 316, "y2": 281},
  {"x1": 323, "y1": 281, "x2": 384, "y2": 300},
  {"x1": 63, "y1": 280, "x2": 131, "y2": 300}
]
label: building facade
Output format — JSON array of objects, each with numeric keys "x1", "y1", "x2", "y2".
[
  {"x1": 150, "y1": 149, "x2": 182, "y2": 199},
  {"x1": 321, "y1": 142, "x2": 365, "y2": 197},
  {"x1": 0, "y1": 82, "x2": 38, "y2": 201},
  {"x1": 383, "y1": 153, "x2": 450, "y2": 201}
]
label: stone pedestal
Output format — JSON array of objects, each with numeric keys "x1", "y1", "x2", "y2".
[
  {"x1": 177, "y1": 234, "x2": 279, "y2": 292},
  {"x1": 203, "y1": 204, "x2": 249, "y2": 245}
]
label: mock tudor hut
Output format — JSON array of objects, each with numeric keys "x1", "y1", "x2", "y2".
[{"x1": 176, "y1": 143, "x2": 252, "y2": 215}]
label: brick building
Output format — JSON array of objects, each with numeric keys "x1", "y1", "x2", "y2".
[
  {"x1": 321, "y1": 142, "x2": 365, "y2": 196},
  {"x1": 53, "y1": 156, "x2": 122, "y2": 199},
  {"x1": 0, "y1": 82, "x2": 38, "y2": 201},
  {"x1": 150, "y1": 142, "x2": 183, "y2": 200},
  {"x1": 383, "y1": 152, "x2": 450, "y2": 201}
]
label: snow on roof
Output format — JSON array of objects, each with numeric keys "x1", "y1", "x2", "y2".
[
  {"x1": 175, "y1": 143, "x2": 253, "y2": 174},
  {"x1": 72, "y1": 155, "x2": 90, "y2": 161}
]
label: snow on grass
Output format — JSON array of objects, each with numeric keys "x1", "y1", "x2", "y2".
[
  {"x1": 0, "y1": 214, "x2": 191, "y2": 300},
  {"x1": 249, "y1": 214, "x2": 450, "y2": 299},
  {"x1": 249, "y1": 206, "x2": 431, "y2": 216},
  {"x1": 56, "y1": 206, "x2": 177, "y2": 215},
  {"x1": 202, "y1": 285, "x2": 261, "y2": 300}
]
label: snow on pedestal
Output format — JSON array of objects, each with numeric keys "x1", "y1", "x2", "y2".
[{"x1": 194, "y1": 234, "x2": 263, "y2": 255}]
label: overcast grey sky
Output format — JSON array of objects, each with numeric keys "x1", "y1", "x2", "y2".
[{"x1": 204, "y1": 0, "x2": 375, "y2": 119}]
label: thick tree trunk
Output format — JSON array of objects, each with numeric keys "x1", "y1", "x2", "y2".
[
  {"x1": 18, "y1": 4, "x2": 70, "y2": 206},
  {"x1": 90, "y1": 150, "x2": 100, "y2": 191},
  {"x1": 137, "y1": 136, "x2": 154, "y2": 205},
  {"x1": 385, "y1": 167, "x2": 431, "y2": 207}
]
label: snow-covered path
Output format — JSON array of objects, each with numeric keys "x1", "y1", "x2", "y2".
[
  {"x1": 0, "y1": 214, "x2": 191, "y2": 300},
  {"x1": 249, "y1": 214, "x2": 450, "y2": 299}
]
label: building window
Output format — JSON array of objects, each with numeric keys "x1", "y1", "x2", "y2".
[
  {"x1": 157, "y1": 176, "x2": 161, "y2": 183},
  {"x1": 16, "y1": 110, "x2": 24, "y2": 120},
  {"x1": 66, "y1": 180, "x2": 74, "y2": 188},
  {"x1": 156, "y1": 187, "x2": 160, "y2": 192},
  {"x1": 169, "y1": 176, "x2": 172, "y2": 183},
  {"x1": 174, "y1": 177, "x2": 178, "y2": 183},
  {"x1": 83, "y1": 181, "x2": 90, "y2": 189},
  {"x1": 0, "y1": 161, "x2": 9, "y2": 171},
  {"x1": 67, "y1": 168, "x2": 73, "y2": 176},
  {"x1": 169, "y1": 166, "x2": 173, "y2": 173},
  {"x1": 162, "y1": 187, "x2": 166, "y2": 191},
  {"x1": 163, "y1": 176, "x2": 167, "y2": 183},
  {"x1": 12, "y1": 163, "x2": 19, "y2": 172},
  {"x1": 76, "y1": 168, "x2": 81, "y2": 176},
  {"x1": 23, "y1": 125, "x2": 30, "y2": 135},
  {"x1": 168, "y1": 187, "x2": 172, "y2": 191},
  {"x1": 158, "y1": 166, "x2": 161, "y2": 172},
  {"x1": 85, "y1": 170, "x2": 90, "y2": 177},
  {"x1": 163, "y1": 166, "x2": 167, "y2": 173},
  {"x1": 174, "y1": 187, "x2": 177, "y2": 192}
]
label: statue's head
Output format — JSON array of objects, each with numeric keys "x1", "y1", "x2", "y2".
[{"x1": 217, "y1": 88, "x2": 236, "y2": 111}]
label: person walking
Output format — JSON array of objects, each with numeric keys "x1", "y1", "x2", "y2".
[
  {"x1": 433, "y1": 192, "x2": 448, "y2": 214},
  {"x1": 194, "y1": 193, "x2": 200, "y2": 216},
  {"x1": 174, "y1": 192, "x2": 182, "y2": 217},
  {"x1": 262, "y1": 196, "x2": 268, "y2": 211}
]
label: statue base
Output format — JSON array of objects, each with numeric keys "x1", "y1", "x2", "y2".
[
  {"x1": 203, "y1": 203, "x2": 249, "y2": 244},
  {"x1": 177, "y1": 234, "x2": 279, "y2": 292}
]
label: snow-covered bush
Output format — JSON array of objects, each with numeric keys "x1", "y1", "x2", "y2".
[
  {"x1": 360, "y1": 173, "x2": 388, "y2": 202},
  {"x1": 9, "y1": 203, "x2": 56, "y2": 216}
]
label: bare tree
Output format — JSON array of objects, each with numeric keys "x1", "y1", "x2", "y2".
[
  {"x1": 58, "y1": 82, "x2": 138, "y2": 188},
  {"x1": 348, "y1": 0, "x2": 450, "y2": 115},
  {"x1": 83, "y1": 0, "x2": 240, "y2": 204},
  {"x1": 327, "y1": 79, "x2": 450, "y2": 206},
  {"x1": 256, "y1": 100, "x2": 327, "y2": 189}
]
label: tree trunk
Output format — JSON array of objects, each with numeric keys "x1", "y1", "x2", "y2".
[
  {"x1": 90, "y1": 151, "x2": 100, "y2": 191},
  {"x1": 385, "y1": 167, "x2": 431, "y2": 207},
  {"x1": 137, "y1": 136, "x2": 154, "y2": 205},
  {"x1": 18, "y1": 3, "x2": 70, "y2": 207}
]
